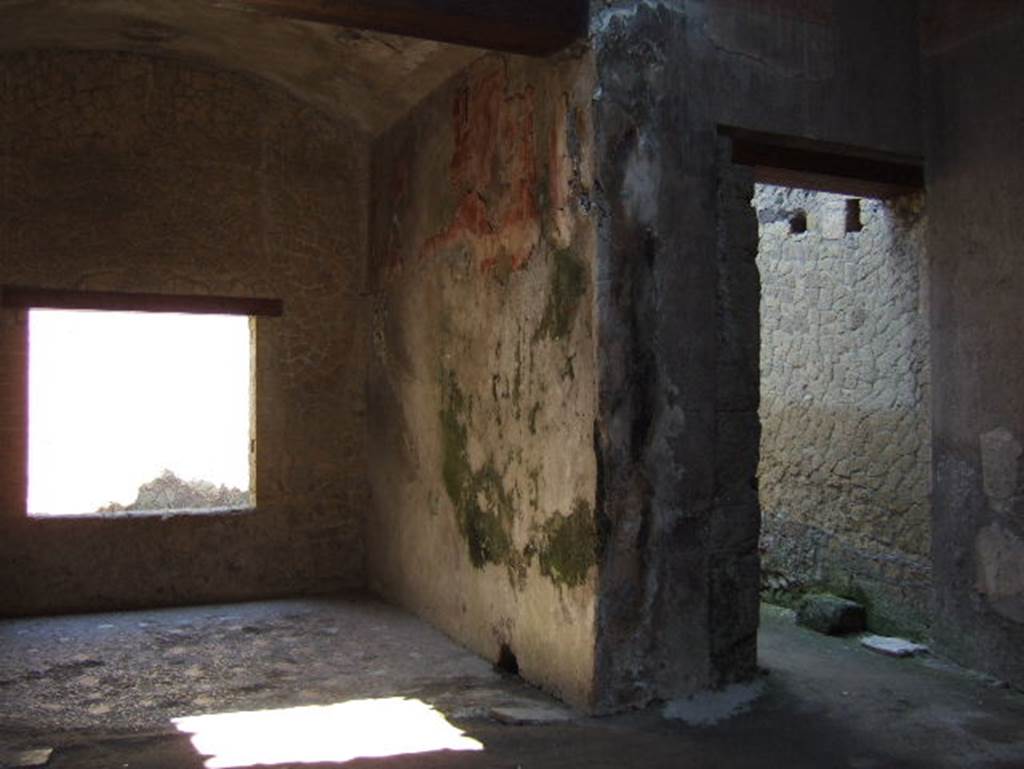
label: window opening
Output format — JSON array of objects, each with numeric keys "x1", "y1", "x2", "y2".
[{"x1": 27, "y1": 309, "x2": 253, "y2": 516}]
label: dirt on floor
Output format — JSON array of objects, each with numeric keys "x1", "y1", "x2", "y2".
[{"x1": 1, "y1": 599, "x2": 1022, "y2": 768}]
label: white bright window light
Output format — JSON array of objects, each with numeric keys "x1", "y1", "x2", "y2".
[
  {"x1": 27, "y1": 309, "x2": 252, "y2": 516},
  {"x1": 172, "y1": 698, "x2": 485, "y2": 768}
]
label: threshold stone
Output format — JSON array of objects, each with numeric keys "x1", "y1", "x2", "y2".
[
  {"x1": 861, "y1": 635, "x2": 929, "y2": 658},
  {"x1": 796, "y1": 593, "x2": 866, "y2": 635}
]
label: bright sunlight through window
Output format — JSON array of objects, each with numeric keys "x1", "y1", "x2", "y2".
[
  {"x1": 28, "y1": 310, "x2": 252, "y2": 516},
  {"x1": 172, "y1": 698, "x2": 484, "y2": 768}
]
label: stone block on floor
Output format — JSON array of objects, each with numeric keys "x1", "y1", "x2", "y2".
[{"x1": 796, "y1": 594, "x2": 866, "y2": 635}]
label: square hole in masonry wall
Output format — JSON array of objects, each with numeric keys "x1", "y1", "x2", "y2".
[
  {"x1": 27, "y1": 310, "x2": 253, "y2": 516},
  {"x1": 846, "y1": 199, "x2": 864, "y2": 232},
  {"x1": 789, "y1": 210, "x2": 808, "y2": 234}
]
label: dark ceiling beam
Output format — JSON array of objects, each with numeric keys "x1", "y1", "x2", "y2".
[
  {"x1": 1, "y1": 286, "x2": 283, "y2": 317},
  {"x1": 211, "y1": 0, "x2": 590, "y2": 56},
  {"x1": 721, "y1": 127, "x2": 924, "y2": 199}
]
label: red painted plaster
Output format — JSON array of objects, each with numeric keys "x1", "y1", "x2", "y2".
[{"x1": 422, "y1": 65, "x2": 542, "y2": 273}]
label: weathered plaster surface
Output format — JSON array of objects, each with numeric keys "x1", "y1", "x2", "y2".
[
  {"x1": 589, "y1": 0, "x2": 923, "y2": 711},
  {"x1": 0, "y1": 50, "x2": 369, "y2": 614},
  {"x1": 593, "y1": 0, "x2": 923, "y2": 156},
  {"x1": 592, "y1": 7, "x2": 759, "y2": 713},
  {"x1": 366, "y1": 54, "x2": 599, "y2": 709},
  {"x1": 756, "y1": 185, "x2": 931, "y2": 634},
  {"x1": 924, "y1": 4, "x2": 1024, "y2": 686}
]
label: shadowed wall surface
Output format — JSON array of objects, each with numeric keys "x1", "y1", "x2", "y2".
[
  {"x1": 0, "y1": 50, "x2": 370, "y2": 614},
  {"x1": 923, "y1": 1, "x2": 1024, "y2": 687},
  {"x1": 588, "y1": 0, "x2": 923, "y2": 711}
]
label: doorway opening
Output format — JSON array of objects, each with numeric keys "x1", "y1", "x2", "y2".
[{"x1": 753, "y1": 184, "x2": 931, "y2": 636}]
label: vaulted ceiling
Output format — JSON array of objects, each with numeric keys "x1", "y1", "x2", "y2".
[{"x1": 0, "y1": 0, "x2": 487, "y2": 134}]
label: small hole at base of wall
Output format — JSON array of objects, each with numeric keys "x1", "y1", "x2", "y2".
[
  {"x1": 789, "y1": 211, "x2": 807, "y2": 234},
  {"x1": 846, "y1": 198, "x2": 863, "y2": 232},
  {"x1": 495, "y1": 643, "x2": 519, "y2": 676}
]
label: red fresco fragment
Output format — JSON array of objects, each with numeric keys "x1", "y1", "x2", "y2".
[{"x1": 422, "y1": 65, "x2": 542, "y2": 273}]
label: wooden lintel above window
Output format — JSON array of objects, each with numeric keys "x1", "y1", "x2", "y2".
[
  {"x1": 0, "y1": 286, "x2": 283, "y2": 317},
  {"x1": 721, "y1": 126, "x2": 925, "y2": 199}
]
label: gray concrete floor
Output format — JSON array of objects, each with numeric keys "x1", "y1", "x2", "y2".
[{"x1": 1, "y1": 598, "x2": 1022, "y2": 768}]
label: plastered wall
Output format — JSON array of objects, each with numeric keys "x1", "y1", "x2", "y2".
[
  {"x1": 366, "y1": 54, "x2": 600, "y2": 709},
  {"x1": 923, "y1": 1, "x2": 1024, "y2": 687},
  {"x1": 756, "y1": 185, "x2": 931, "y2": 634},
  {"x1": 0, "y1": 50, "x2": 370, "y2": 614},
  {"x1": 589, "y1": 0, "x2": 923, "y2": 711}
]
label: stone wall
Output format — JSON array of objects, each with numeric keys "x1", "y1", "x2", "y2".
[
  {"x1": 922, "y1": 1, "x2": 1024, "y2": 687},
  {"x1": 755, "y1": 185, "x2": 931, "y2": 634},
  {"x1": 0, "y1": 50, "x2": 370, "y2": 614},
  {"x1": 366, "y1": 54, "x2": 600, "y2": 709}
]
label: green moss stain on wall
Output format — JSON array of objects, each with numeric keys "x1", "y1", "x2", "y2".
[
  {"x1": 441, "y1": 371, "x2": 472, "y2": 508},
  {"x1": 536, "y1": 248, "x2": 587, "y2": 341},
  {"x1": 538, "y1": 499, "x2": 597, "y2": 587},
  {"x1": 441, "y1": 371, "x2": 514, "y2": 568},
  {"x1": 512, "y1": 337, "x2": 524, "y2": 417},
  {"x1": 440, "y1": 367, "x2": 594, "y2": 586},
  {"x1": 461, "y1": 461, "x2": 515, "y2": 568}
]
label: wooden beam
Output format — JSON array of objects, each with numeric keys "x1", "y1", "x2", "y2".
[
  {"x1": 721, "y1": 127, "x2": 924, "y2": 199},
  {"x1": 211, "y1": 0, "x2": 589, "y2": 56},
  {"x1": 1, "y1": 286, "x2": 283, "y2": 317}
]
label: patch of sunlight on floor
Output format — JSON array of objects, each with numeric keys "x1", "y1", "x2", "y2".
[{"x1": 172, "y1": 697, "x2": 485, "y2": 768}]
